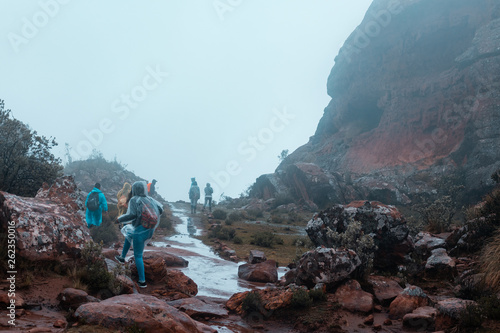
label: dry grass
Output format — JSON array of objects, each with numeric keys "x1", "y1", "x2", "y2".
[{"x1": 481, "y1": 229, "x2": 500, "y2": 292}]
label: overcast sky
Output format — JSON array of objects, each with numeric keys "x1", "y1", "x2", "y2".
[{"x1": 0, "y1": 0, "x2": 373, "y2": 201}]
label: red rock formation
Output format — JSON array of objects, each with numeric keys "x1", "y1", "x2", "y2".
[
  {"x1": 254, "y1": 0, "x2": 500, "y2": 205},
  {"x1": 0, "y1": 176, "x2": 92, "y2": 262}
]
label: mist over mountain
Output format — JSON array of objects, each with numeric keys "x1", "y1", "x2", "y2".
[{"x1": 252, "y1": 0, "x2": 500, "y2": 207}]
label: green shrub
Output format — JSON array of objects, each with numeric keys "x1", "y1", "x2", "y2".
[
  {"x1": 80, "y1": 241, "x2": 113, "y2": 293},
  {"x1": 309, "y1": 288, "x2": 327, "y2": 302},
  {"x1": 242, "y1": 291, "x2": 263, "y2": 314},
  {"x1": 89, "y1": 209, "x2": 119, "y2": 246},
  {"x1": 208, "y1": 225, "x2": 235, "y2": 241},
  {"x1": 479, "y1": 295, "x2": 500, "y2": 320},
  {"x1": 225, "y1": 219, "x2": 233, "y2": 226},
  {"x1": 291, "y1": 288, "x2": 312, "y2": 308},
  {"x1": 457, "y1": 303, "x2": 483, "y2": 331},
  {"x1": 212, "y1": 209, "x2": 227, "y2": 220},
  {"x1": 233, "y1": 236, "x2": 243, "y2": 244},
  {"x1": 246, "y1": 209, "x2": 263, "y2": 219},
  {"x1": 250, "y1": 232, "x2": 282, "y2": 248},
  {"x1": 227, "y1": 211, "x2": 241, "y2": 223},
  {"x1": 270, "y1": 214, "x2": 285, "y2": 224}
]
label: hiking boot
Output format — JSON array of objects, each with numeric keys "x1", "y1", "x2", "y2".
[
  {"x1": 138, "y1": 281, "x2": 147, "y2": 288},
  {"x1": 115, "y1": 255, "x2": 125, "y2": 263}
]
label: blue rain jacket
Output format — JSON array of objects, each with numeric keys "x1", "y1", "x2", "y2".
[{"x1": 85, "y1": 187, "x2": 108, "y2": 227}]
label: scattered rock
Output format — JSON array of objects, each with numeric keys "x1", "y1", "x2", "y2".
[
  {"x1": 131, "y1": 255, "x2": 167, "y2": 283},
  {"x1": 165, "y1": 269, "x2": 198, "y2": 297},
  {"x1": 226, "y1": 286, "x2": 296, "y2": 315},
  {"x1": 363, "y1": 314, "x2": 374, "y2": 325},
  {"x1": 57, "y1": 288, "x2": 99, "y2": 311},
  {"x1": 366, "y1": 275, "x2": 403, "y2": 306},
  {"x1": 74, "y1": 294, "x2": 216, "y2": 333},
  {"x1": 143, "y1": 250, "x2": 189, "y2": 267},
  {"x1": 403, "y1": 306, "x2": 437, "y2": 331},
  {"x1": 425, "y1": 248, "x2": 457, "y2": 280},
  {"x1": 53, "y1": 319, "x2": 67, "y2": 328},
  {"x1": 389, "y1": 286, "x2": 431, "y2": 319},
  {"x1": 238, "y1": 260, "x2": 278, "y2": 283},
  {"x1": 0, "y1": 291, "x2": 25, "y2": 307},
  {"x1": 334, "y1": 279, "x2": 374, "y2": 313},
  {"x1": 435, "y1": 298, "x2": 478, "y2": 331},
  {"x1": 167, "y1": 297, "x2": 229, "y2": 319},
  {"x1": 414, "y1": 232, "x2": 447, "y2": 257},
  {"x1": 249, "y1": 250, "x2": 266, "y2": 264}
]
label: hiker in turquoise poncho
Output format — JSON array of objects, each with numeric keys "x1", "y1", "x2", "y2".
[
  {"x1": 189, "y1": 180, "x2": 200, "y2": 214},
  {"x1": 85, "y1": 183, "x2": 108, "y2": 228}
]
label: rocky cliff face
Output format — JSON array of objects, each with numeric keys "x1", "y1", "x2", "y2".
[{"x1": 253, "y1": 0, "x2": 500, "y2": 206}]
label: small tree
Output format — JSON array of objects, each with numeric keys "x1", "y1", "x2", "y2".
[
  {"x1": 0, "y1": 100, "x2": 63, "y2": 196},
  {"x1": 278, "y1": 149, "x2": 289, "y2": 162}
]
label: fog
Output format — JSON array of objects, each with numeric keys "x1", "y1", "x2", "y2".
[{"x1": 0, "y1": 0, "x2": 373, "y2": 201}]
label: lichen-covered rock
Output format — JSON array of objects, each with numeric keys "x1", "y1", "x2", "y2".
[
  {"x1": 283, "y1": 247, "x2": 361, "y2": 288},
  {"x1": 414, "y1": 232, "x2": 447, "y2": 257},
  {"x1": 389, "y1": 286, "x2": 431, "y2": 320},
  {"x1": 306, "y1": 201, "x2": 413, "y2": 269},
  {"x1": 425, "y1": 248, "x2": 457, "y2": 280},
  {"x1": 0, "y1": 176, "x2": 92, "y2": 262},
  {"x1": 435, "y1": 298, "x2": 478, "y2": 331},
  {"x1": 74, "y1": 294, "x2": 215, "y2": 333}
]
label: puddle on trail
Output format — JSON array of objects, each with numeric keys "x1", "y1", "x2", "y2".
[{"x1": 151, "y1": 204, "x2": 287, "y2": 299}]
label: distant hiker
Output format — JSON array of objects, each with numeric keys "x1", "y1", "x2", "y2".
[
  {"x1": 85, "y1": 183, "x2": 108, "y2": 228},
  {"x1": 147, "y1": 179, "x2": 157, "y2": 196},
  {"x1": 115, "y1": 181, "x2": 163, "y2": 288},
  {"x1": 117, "y1": 182, "x2": 132, "y2": 216},
  {"x1": 202, "y1": 183, "x2": 214, "y2": 212},
  {"x1": 189, "y1": 180, "x2": 200, "y2": 214}
]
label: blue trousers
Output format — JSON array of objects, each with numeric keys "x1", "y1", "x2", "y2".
[{"x1": 121, "y1": 225, "x2": 154, "y2": 283}]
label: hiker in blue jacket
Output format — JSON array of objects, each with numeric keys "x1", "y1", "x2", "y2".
[
  {"x1": 115, "y1": 181, "x2": 163, "y2": 288},
  {"x1": 85, "y1": 183, "x2": 108, "y2": 228}
]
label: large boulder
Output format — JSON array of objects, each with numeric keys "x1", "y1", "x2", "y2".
[
  {"x1": 238, "y1": 260, "x2": 278, "y2": 283},
  {"x1": 283, "y1": 247, "x2": 361, "y2": 288},
  {"x1": 74, "y1": 294, "x2": 215, "y2": 333},
  {"x1": 306, "y1": 201, "x2": 413, "y2": 269},
  {"x1": 0, "y1": 176, "x2": 92, "y2": 262}
]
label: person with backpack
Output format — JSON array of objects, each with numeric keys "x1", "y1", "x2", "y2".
[
  {"x1": 202, "y1": 183, "x2": 214, "y2": 213},
  {"x1": 85, "y1": 183, "x2": 108, "y2": 228},
  {"x1": 189, "y1": 180, "x2": 200, "y2": 214},
  {"x1": 114, "y1": 181, "x2": 163, "y2": 288},
  {"x1": 147, "y1": 179, "x2": 157, "y2": 196}
]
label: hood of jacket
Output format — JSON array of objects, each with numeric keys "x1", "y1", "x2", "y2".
[{"x1": 131, "y1": 181, "x2": 148, "y2": 197}]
